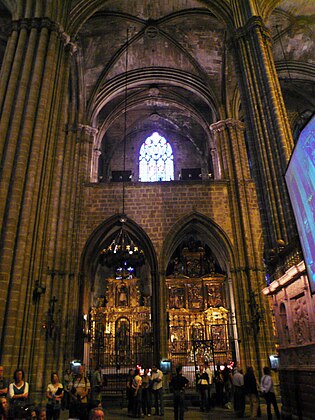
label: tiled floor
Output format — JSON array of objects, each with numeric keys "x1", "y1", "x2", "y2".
[{"x1": 61, "y1": 403, "x2": 273, "y2": 419}]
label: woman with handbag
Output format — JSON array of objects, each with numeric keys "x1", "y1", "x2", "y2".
[
  {"x1": 8, "y1": 369, "x2": 29, "y2": 419},
  {"x1": 46, "y1": 372, "x2": 64, "y2": 420}
]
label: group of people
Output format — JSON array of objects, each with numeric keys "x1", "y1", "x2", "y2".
[
  {"x1": 126, "y1": 364, "x2": 164, "y2": 418},
  {"x1": 0, "y1": 365, "x2": 104, "y2": 420},
  {"x1": 232, "y1": 365, "x2": 280, "y2": 420},
  {"x1": 194, "y1": 362, "x2": 280, "y2": 420},
  {"x1": 1, "y1": 362, "x2": 281, "y2": 420},
  {"x1": 211, "y1": 363, "x2": 280, "y2": 420}
]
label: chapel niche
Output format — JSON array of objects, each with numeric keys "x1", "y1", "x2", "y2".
[
  {"x1": 166, "y1": 238, "x2": 233, "y2": 366},
  {"x1": 89, "y1": 260, "x2": 153, "y2": 369}
]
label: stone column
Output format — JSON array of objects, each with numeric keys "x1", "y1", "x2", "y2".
[
  {"x1": 211, "y1": 118, "x2": 275, "y2": 373},
  {"x1": 77, "y1": 124, "x2": 99, "y2": 183},
  {"x1": 0, "y1": 14, "x2": 74, "y2": 387},
  {"x1": 229, "y1": 0, "x2": 296, "y2": 252},
  {"x1": 91, "y1": 148, "x2": 102, "y2": 183}
]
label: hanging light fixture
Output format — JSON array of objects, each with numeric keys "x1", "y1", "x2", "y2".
[{"x1": 100, "y1": 28, "x2": 145, "y2": 274}]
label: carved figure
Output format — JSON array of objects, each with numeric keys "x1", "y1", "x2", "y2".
[
  {"x1": 170, "y1": 287, "x2": 185, "y2": 308},
  {"x1": 188, "y1": 285, "x2": 202, "y2": 309},
  {"x1": 116, "y1": 318, "x2": 130, "y2": 350},
  {"x1": 117, "y1": 283, "x2": 128, "y2": 306}
]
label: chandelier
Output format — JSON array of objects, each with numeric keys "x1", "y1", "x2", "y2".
[
  {"x1": 100, "y1": 216, "x2": 145, "y2": 269},
  {"x1": 100, "y1": 28, "x2": 145, "y2": 273}
]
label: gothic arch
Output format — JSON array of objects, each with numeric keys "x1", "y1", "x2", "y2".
[
  {"x1": 80, "y1": 213, "x2": 158, "y2": 287},
  {"x1": 90, "y1": 68, "x2": 220, "y2": 124},
  {"x1": 68, "y1": 0, "x2": 234, "y2": 36},
  {"x1": 161, "y1": 211, "x2": 235, "y2": 273},
  {"x1": 95, "y1": 91, "x2": 215, "y2": 152},
  {"x1": 79, "y1": 213, "x2": 161, "y2": 360}
]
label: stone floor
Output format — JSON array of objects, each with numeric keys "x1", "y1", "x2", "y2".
[{"x1": 61, "y1": 403, "x2": 274, "y2": 419}]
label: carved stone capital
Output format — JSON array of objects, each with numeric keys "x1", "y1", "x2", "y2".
[
  {"x1": 9, "y1": 18, "x2": 73, "y2": 48},
  {"x1": 93, "y1": 148, "x2": 102, "y2": 156},
  {"x1": 77, "y1": 124, "x2": 99, "y2": 140},
  {"x1": 210, "y1": 119, "x2": 245, "y2": 133},
  {"x1": 234, "y1": 16, "x2": 271, "y2": 44}
]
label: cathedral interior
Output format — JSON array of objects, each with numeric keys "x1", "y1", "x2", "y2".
[{"x1": 0, "y1": 1, "x2": 314, "y2": 418}]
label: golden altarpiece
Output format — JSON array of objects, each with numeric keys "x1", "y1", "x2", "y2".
[
  {"x1": 89, "y1": 240, "x2": 233, "y2": 370},
  {"x1": 90, "y1": 271, "x2": 153, "y2": 369},
  {"x1": 166, "y1": 242, "x2": 233, "y2": 368}
]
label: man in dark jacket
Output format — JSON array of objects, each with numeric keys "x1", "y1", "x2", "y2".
[{"x1": 170, "y1": 366, "x2": 189, "y2": 420}]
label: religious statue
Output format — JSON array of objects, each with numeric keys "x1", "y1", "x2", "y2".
[
  {"x1": 115, "y1": 318, "x2": 130, "y2": 350},
  {"x1": 169, "y1": 286, "x2": 185, "y2": 308},
  {"x1": 117, "y1": 283, "x2": 128, "y2": 306},
  {"x1": 188, "y1": 284, "x2": 202, "y2": 309}
]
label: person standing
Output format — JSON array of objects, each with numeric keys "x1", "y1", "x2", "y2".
[
  {"x1": 169, "y1": 366, "x2": 189, "y2": 420},
  {"x1": 214, "y1": 364, "x2": 224, "y2": 407},
  {"x1": 69, "y1": 365, "x2": 91, "y2": 420},
  {"x1": 91, "y1": 366, "x2": 103, "y2": 408},
  {"x1": 260, "y1": 366, "x2": 280, "y2": 420},
  {"x1": 46, "y1": 372, "x2": 64, "y2": 420},
  {"x1": 141, "y1": 368, "x2": 152, "y2": 417},
  {"x1": 197, "y1": 365, "x2": 209, "y2": 412},
  {"x1": 222, "y1": 362, "x2": 232, "y2": 404},
  {"x1": 131, "y1": 368, "x2": 142, "y2": 418},
  {"x1": 126, "y1": 368, "x2": 135, "y2": 417},
  {"x1": 244, "y1": 366, "x2": 259, "y2": 419},
  {"x1": 232, "y1": 367, "x2": 245, "y2": 418},
  {"x1": 8, "y1": 369, "x2": 29, "y2": 419},
  {"x1": 62, "y1": 368, "x2": 73, "y2": 410},
  {"x1": 204, "y1": 361, "x2": 213, "y2": 410},
  {"x1": 0, "y1": 367, "x2": 8, "y2": 399},
  {"x1": 151, "y1": 364, "x2": 164, "y2": 416}
]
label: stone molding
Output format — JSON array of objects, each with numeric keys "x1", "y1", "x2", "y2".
[
  {"x1": 77, "y1": 124, "x2": 98, "y2": 136},
  {"x1": 210, "y1": 118, "x2": 245, "y2": 133},
  {"x1": 9, "y1": 17, "x2": 76, "y2": 49},
  {"x1": 234, "y1": 15, "x2": 271, "y2": 43},
  {"x1": 262, "y1": 261, "x2": 306, "y2": 295}
]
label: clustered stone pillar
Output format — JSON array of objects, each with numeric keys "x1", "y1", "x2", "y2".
[
  {"x1": 0, "y1": 12, "x2": 78, "y2": 395},
  {"x1": 210, "y1": 118, "x2": 275, "y2": 374},
  {"x1": 230, "y1": 1, "x2": 296, "y2": 253}
]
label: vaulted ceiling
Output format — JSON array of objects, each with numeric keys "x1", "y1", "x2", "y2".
[{"x1": 0, "y1": 0, "x2": 313, "y2": 157}]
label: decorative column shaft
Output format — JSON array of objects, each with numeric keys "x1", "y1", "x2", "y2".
[
  {"x1": 91, "y1": 148, "x2": 102, "y2": 182},
  {"x1": 211, "y1": 118, "x2": 275, "y2": 373},
  {"x1": 0, "y1": 16, "x2": 73, "y2": 382},
  {"x1": 77, "y1": 124, "x2": 98, "y2": 183},
  {"x1": 230, "y1": 11, "x2": 296, "y2": 252}
]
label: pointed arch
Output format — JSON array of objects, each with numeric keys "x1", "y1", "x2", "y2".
[
  {"x1": 161, "y1": 211, "x2": 235, "y2": 273},
  {"x1": 80, "y1": 213, "x2": 158, "y2": 283},
  {"x1": 79, "y1": 213, "x2": 161, "y2": 360}
]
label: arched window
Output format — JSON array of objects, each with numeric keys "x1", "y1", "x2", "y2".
[{"x1": 139, "y1": 132, "x2": 174, "y2": 182}]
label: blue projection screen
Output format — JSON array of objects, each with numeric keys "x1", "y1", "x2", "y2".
[{"x1": 285, "y1": 115, "x2": 315, "y2": 293}]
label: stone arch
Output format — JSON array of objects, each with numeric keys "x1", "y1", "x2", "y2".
[
  {"x1": 68, "y1": 0, "x2": 234, "y2": 36},
  {"x1": 80, "y1": 213, "x2": 158, "y2": 292},
  {"x1": 79, "y1": 213, "x2": 161, "y2": 359},
  {"x1": 161, "y1": 211, "x2": 235, "y2": 273},
  {"x1": 162, "y1": 211, "x2": 241, "y2": 364},
  {"x1": 90, "y1": 68, "x2": 221, "y2": 124}
]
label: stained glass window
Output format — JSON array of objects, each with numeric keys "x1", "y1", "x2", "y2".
[{"x1": 139, "y1": 132, "x2": 174, "y2": 182}]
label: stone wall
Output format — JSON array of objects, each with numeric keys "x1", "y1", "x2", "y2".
[{"x1": 80, "y1": 180, "x2": 234, "y2": 258}]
